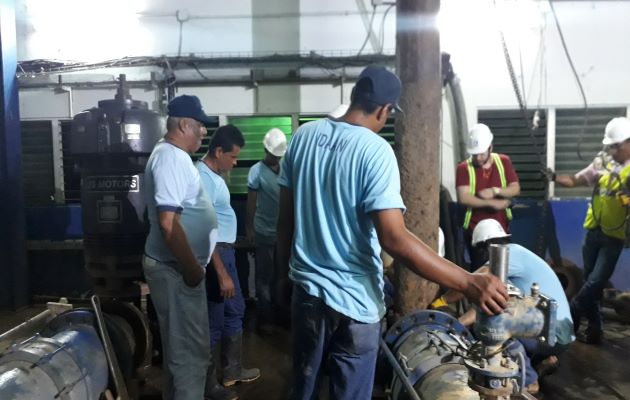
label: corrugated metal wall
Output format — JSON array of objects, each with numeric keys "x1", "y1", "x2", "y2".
[
  {"x1": 478, "y1": 109, "x2": 547, "y2": 199},
  {"x1": 554, "y1": 107, "x2": 626, "y2": 198},
  {"x1": 223, "y1": 116, "x2": 293, "y2": 195}
]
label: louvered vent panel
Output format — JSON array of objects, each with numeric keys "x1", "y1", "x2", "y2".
[
  {"x1": 60, "y1": 120, "x2": 80, "y2": 204},
  {"x1": 478, "y1": 110, "x2": 547, "y2": 199},
  {"x1": 554, "y1": 107, "x2": 626, "y2": 198},
  {"x1": 21, "y1": 120, "x2": 55, "y2": 206}
]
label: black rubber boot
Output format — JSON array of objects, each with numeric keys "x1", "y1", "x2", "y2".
[
  {"x1": 221, "y1": 334, "x2": 261, "y2": 387},
  {"x1": 205, "y1": 355, "x2": 238, "y2": 400}
]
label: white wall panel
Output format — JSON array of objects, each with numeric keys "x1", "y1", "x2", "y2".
[
  {"x1": 19, "y1": 90, "x2": 71, "y2": 119},
  {"x1": 178, "y1": 86, "x2": 255, "y2": 115},
  {"x1": 299, "y1": 84, "x2": 342, "y2": 114},
  {"x1": 15, "y1": 0, "x2": 630, "y2": 114},
  {"x1": 255, "y1": 85, "x2": 299, "y2": 114},
  {"x1": 441, "y1": 1, "x2": 630, "y2": 110},
  {"x1": 16, "y1": 0, "x2": 254, "y2": 60}
]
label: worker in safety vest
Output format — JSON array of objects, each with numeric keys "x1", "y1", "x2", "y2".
[
  {"x1": 456, "y1": 123, "x2": 520, "y2": 270},
  {"x1": 548, "y1": 117, "x2": 630, "y2": 345}
]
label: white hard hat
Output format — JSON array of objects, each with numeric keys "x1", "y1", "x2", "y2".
[
  {"x1": 328, "y1": 104, "x2": 349, "y2": 119},
  {"x1": 603, "y1": 117, "x2": 630, "y2": 145},
  {"x1": 466, "y1": 123, "x2": 494, "y2": 155},
  {"x1": 471, "y1": 219, "x2": 511, "y2": 247},
  {"x1": 263, "y1": 128, "x2": 288, "y2": 157}
]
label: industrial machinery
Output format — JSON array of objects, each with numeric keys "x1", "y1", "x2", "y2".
[
  {"x1": 0, "y1": 297, "x2": 152, "y2": 400},
  {"x1": 382, "y1": 244, "x2": 557, "y2": 400},
  {"x1": 382, "y1": 310, "x2": 479, "y2": 400},
  {"x1": 0, "y1": 77, "x2": 169, "y2": 399},
  {"x1": 67, "y1": 75, "x2": 164, "y2": 299}
]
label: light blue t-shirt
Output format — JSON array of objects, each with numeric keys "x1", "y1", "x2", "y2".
[
  {"x1": 196, "y1": 161, "x2": 237, "y2": 244},
  {"x1": 279, "y1": 118, "x2": 405, "y2": 323},
  {"x1": 144, "y1": 141, "x2": 218, "y2": 266},
  {"x1": 247, "y1": 161, "x2": 281, "y2": 241},
  {"x1": 506, "y1": 243, "x2": 575, "y2": 345}
]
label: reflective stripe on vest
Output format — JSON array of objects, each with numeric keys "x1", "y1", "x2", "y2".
[
  {"x1": 463, "y1": 153, "x2": 513, "y2": 229},
  {"x1": 583, "y1": 163, "x2": 630, "y2": 240}
]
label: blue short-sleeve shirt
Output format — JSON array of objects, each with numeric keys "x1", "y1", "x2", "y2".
[
  {"x1": 279, "y1": 118, "x2": 405, "y2": 323},
  {"x1": 506, "y1": 243, "x2": 575, "y2": 345},
  {"x1": 144, "y1": 141, "x2": 218, "y2": 266},
  {"x1": 247, "y1": 161, "x2": 282, "y2": 240},
  {"x1": 196, "y1": 161, "x2": 237, "y2": 244}
]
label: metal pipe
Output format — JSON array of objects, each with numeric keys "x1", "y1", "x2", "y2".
[
  {"x1": 0, "y1": 311, "x2": 108, "y2": 400},
  {"x1": 19, "y1": 53, "x2": 395, "y2": 76},
  {"x1": 91, "y1": 295, "x2": 130, "y2": 400},
  {"x1": 379, "y1": 339, "x2": 423, "y2": 400},
  {"x1": 489, "y1": 244, "x2": 509, "y2": 283},
  {"x1": 383, "y1": 311, "x2": 479, "y2": 400},
  {"x1": 0, "y1": 309, "x2": 52, "y2": 345}
]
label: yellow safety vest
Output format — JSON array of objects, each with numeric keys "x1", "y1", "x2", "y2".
[
  {"x1": 583, "y1": 163, "x2": 630, "y2": 240},
  {"x1": 463, "y1": 153, "x2": 513, "y2": 230}
]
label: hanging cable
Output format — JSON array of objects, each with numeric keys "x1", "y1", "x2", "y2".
[
  {"x1": 541, "y1": 24, "x2": 547, "y2": 110},
  {"x1": 357, "y1": 6, "x2": 378, "y2": 56},
  {"x1": 548, "y1": 0, "x2": 590, "y2": 161},
  {"x1": 495, "y1": 5, "x2": 546, "y2": 171},
  {"x1": 378, "y1": 4, "x2": 395, "y2": 54},
  {"x1": 162, "y1": 56, "x2": 177, "y2": 101},
  {"x1": 177, "y1": 21, "x2": 184, "y2": 58},
  {"x1": 525, "y1": 23, "x2": 545, "y2": 112},
  {"x1": 191, "y1": 62, "x2": 211, "y2": 81},
  {"x1": 174, "y1": 10, "x2": 190, "y2": 67},
  {"x1": 518, "y1": 46, "x2": 527, "y2": 109}
]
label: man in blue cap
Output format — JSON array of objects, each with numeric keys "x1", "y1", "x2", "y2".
[
  {"x1": 143, "y1": 94, "x2": 219, "y2": 400},
  {"x1": 277, "y1": 65, "x2": 508, "y2": 399}
]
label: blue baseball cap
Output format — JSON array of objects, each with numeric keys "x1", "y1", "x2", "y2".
[
  {"x1": 353, "y1": 65, "x2": 403, "y2": 113},
  {"x1": 167, "y1": 95, "x2": 213, "y2": 125}
]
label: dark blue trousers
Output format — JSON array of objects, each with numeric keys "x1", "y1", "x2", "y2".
[
  {"x1": 571, "y1": 228, "x2": 623, "y2": 332},
  {"x1": 207, "y1": 246, "x2": 246, "y2": 346},
  {"x1": 290, "y1": 285, "x2": 381, "y2": 400}
]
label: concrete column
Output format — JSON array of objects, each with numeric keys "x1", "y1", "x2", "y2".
[
  {"x1": 252, "y1": 0, "x2": 300, "y2": 113},
  {"x1": 0, "y1": 0, "x2": 28, "y2": 308},
  {"x1": 394, "y1": 0, "x2": 441, "y2": 317}
]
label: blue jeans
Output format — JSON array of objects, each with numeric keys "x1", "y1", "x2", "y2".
[
  {"x1": 207, "y1": 246, "x2": 246, "y2": 346},
  {"x1": 143, "y1": 256, "x2": 211, "y2": 400},
  {"x1": 254, "y1": 238, "x2": 276, "y2": 322},
  {"x1": 571, "y1": 228, "x2": 623, "y2": 332},
  {"x1": 290, "y1": 285, "x2": 381, "y2": 400}
]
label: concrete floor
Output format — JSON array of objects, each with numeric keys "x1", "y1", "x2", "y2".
[
  {"x1": 229, "y1": 311, "x2": 630, "y2": 400},
  {"x1": 2, "y1": 305, "x2": 630, "y2": 399},
  {"x1": 537, "y1": 319, "x2": 630, "y2": 400}
]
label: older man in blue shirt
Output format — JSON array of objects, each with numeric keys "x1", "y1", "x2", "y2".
[{"x1": 143, "y1": 95, "x2": 216, "y2": 400}]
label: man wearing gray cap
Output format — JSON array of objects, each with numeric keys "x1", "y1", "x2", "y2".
[
  {"x1": 277, "y1": 65, "x2": 508, "y2": 399},
  {"x1": 143, "y1": 95, "x2": 216, "y2": 399}
]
